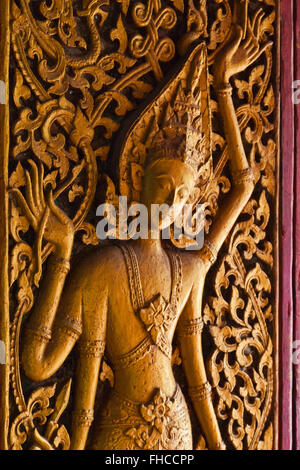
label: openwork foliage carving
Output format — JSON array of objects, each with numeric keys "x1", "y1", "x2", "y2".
[
  {"x1": 8, "y1": 0, "x2": 277, "y2": 450},
  {"x1": 203, "y1": 0, "x2": 276, "y2": 450}
]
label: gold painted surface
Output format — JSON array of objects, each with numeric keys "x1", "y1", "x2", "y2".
[
  {"x1": 0, "y1": 0, "x2": 10, "y2": 451},
  {"x1": 2, "y1": 0, "x2": 277, "y2": 450}
]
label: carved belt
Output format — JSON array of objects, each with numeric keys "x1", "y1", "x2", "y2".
[
  {"x1": 95, "y1": 384, "x2": 192, "y2": 450},
  {"x1": 91, "y1": 384, "x2": 192, "y2": 450},
  {"x1": 97, "y1": 384, "x2": 187, "y2": 427}
]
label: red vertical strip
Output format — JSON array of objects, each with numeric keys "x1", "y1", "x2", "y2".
[
  {"x1": 294, "y1": 0, "x2": 300, "y2": 450},
  {"x1": 279, "y1": 0, "x2": 294, "y2": 450}
]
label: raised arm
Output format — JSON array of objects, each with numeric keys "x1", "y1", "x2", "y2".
[
  {"x1": 10, "y1": 160, "x2": 78, "y2": 380},
  {"x1": 201, "y1": 0, "x2": 271, "y2": 270},
  {"x1": 176, "y1": 267, "x2": 225, "y2": 450}
]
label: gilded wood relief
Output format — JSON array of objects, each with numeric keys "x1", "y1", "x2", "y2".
[{"x1": 5, "y1": 0, "x2": 277, "y2": 450}]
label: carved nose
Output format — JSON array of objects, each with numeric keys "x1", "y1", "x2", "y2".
[{"x1": 166, "y1": 190, "x2": 175, "y2": 206}]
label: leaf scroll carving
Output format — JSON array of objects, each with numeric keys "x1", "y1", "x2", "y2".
[
  {"x1": 8, "y1": 0, "x2": 186, "y2": 450},
  {"x1": 202, "y1": 0, "x2": 276, "y2": 450},
  {"x1": 7, "y1": 0, "x2": 277, "y2": 451}
]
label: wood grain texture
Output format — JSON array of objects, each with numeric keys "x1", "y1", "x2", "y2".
[
  {"x1": 294, "y1": 0, "x2": 300, "y2": 451},
  {"x1": 0, "y1": 0, "x2": 282, "y2": 451},
  {"x1": 280, "y1": 0, "x2": 294, "y2": 451},
  {"x1": 0, "y1": 0, "x2": 10, "y2": 451}
]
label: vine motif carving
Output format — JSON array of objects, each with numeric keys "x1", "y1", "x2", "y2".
[
  {"x1": 10, "y1": 380, "x2": 72, "y2": 450},
  {"x1": 202, "y1": 0, "x2": 275, "y2": 449},
  {"x1": 7, "y1": 0, "x2": 276, "y2": 450}
]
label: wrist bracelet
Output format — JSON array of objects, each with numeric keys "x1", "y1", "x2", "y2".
[
  {"x1": 48, "y1": 255, "x2": 71, "y2": 274},
  {"x1": 232, "y1": 167, "x2": 255, "y2": 185},
  {"x1": 55, "y1": 314, "x2": 82, "y2": 341},
  {"x1": 215, "y1": 84, "x2": 232, "y2": 97},
  {"x1": 177, "y1": 317, "x2": 204, "y2": 337},
  {"x1": 78, "y1": 339, "x2": 106, "y2": 358},
  {"x1": 202, "y1": 240, "x2": 218, "y2": 265}
]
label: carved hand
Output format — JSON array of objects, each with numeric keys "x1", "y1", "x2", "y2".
[
  {"x1": 213, "y1": 1, "x2": 272, "y2": 87},
  {"x1": 10, "y1": 160, "x2": 74, "y2": 259}
]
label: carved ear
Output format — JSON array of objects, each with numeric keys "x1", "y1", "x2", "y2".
[
  {"x1": 131, "y1": 163, "x2": 144, "y2": 191},
  {"x1": 170, "y1": 225, "x2": 199, "y2": 250},
  {"x1": 187, "y1": 187, "x2": 201, "y2": 205},
  {"x1": 198, "y1": 159, "x2": 213, "y2": 187}
]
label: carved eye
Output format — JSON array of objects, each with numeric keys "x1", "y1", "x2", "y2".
[
  {"x1": 177, "y1": 187, "x2": 189, "y2": 200},
  {"x1": 156, "y1": 177, "x2": 172, "y2": 193}
]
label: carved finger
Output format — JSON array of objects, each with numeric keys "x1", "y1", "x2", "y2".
[
  {"x1": 251, "y1": 8, "x2": 263, "y2": 30},
  {"x1": 244, "y1": 26, "x2": 259, "y2": 54},
  {"x1": 246, "y1": 41, "x2": 259, "y2": 56},
  {"x1": 225, "y1": 23, "x2": 244, "y2": 59},
  {"x1": 244, "y1": 20, "x2": 253, "y2": 48},
  {"x1": 245, "y1": 19, "x2": 259, "y2": 50},
  {"x1": 38, "y1": 162, "x2": 45, "y2": 207},
  {"x1": 24, "y1": 170, "x2": 36, "y2": 215},
  {"x1": 248, "y1": 41, "x2": 272, "y2": 64},
  {"x1": 253, "y1": 9, "x2": 264, "y2": 39},
  {"x1": 233, "y1": 0, "x2": 249, "y2": 39},
  {"x1": 9, "y1": 188, "x2": 37, "y2": 228},
  {"x1": 46, "y1": 189, "x2": 68, "y2": 226},
  {"x1": 28, "y1": 160, "x2": 42, "y2": 211}
]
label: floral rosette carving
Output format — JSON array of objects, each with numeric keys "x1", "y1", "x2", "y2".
[
  {"x1": 140, "y1": 294, "x2": 175, "y2": 344},
  {"x1": 125, "y1": 389, "x2": 182, "y2": 450}
]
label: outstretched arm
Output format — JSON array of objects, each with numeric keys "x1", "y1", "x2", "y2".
[
  {"x1": 70, "y1": 280, "x2": 108, "y2": 450},
  {"x1": 201, "y1": 1, "x2": 271, "y2": 270},
  {"x1": 21, "y1": 257, "x2": 82, "y2": 381},
  {"x1": 22, "y1": 248, "x2": 108, "y2": 450}
]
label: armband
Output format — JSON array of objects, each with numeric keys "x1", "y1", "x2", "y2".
[
  {"x1": 232, "y1": 167, "x2": 255, "y2": 185},
  {"x1": 48, "y1": 255, "x2": 70, "y2": 275},
  {"x1": 78, "y1": 339, "x2": 105, "y2": 358},
  {"x1": 73, "y1": 409, "x2": 94, "y2": 427},
  {"x1": 25, "y1": 325, "x2": 52, "y2": 343},
  {"x1": 188, "y1": 381, "x2": 212, "y2": 401},
  {"x1": 177, "y1": 317, "x2": 204, "y2": 337},
  {"x1": 215, "y1": 84, "x2": 232, "y2": 97}
]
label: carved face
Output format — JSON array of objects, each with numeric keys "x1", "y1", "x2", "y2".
[{"x1": 141, "y1": 159, "x2": 196, "y2": 230}]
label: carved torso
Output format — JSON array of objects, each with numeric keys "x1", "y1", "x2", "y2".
[
  {"x1": 86, "y1": 243, "x2": 202, "y2": 450},
  {"x1": 83, "y1": 243, "x2": 205, "y2": 401}
]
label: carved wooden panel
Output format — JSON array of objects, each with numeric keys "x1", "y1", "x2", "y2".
[{"x1": 0, "y1": 0, "x2": 278, "y2": 450}]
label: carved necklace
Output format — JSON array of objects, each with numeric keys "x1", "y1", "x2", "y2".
[{"x1": 117, "y1": 244, "x2": 182, "y2": 361}]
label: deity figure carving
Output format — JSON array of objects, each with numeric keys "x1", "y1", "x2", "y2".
[{"x1": 7, "y1": 0, "x2": 276, "y2": 451}]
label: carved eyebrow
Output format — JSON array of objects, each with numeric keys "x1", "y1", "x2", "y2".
[
  {"x1": 155, "y1": 174, "x2": 175, "y2": 186},
  {"x1": 176, "y1": 184, "x2": 189, "y2": 192}
]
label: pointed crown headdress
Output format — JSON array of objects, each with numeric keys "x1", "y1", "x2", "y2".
[{"x1": 118, "y1": 43, "x2": 212, "y2": 204}]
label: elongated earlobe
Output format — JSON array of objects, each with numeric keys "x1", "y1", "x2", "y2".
[{"x1": 131, "y1": 163, "x2": 144, "y2": 191}]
